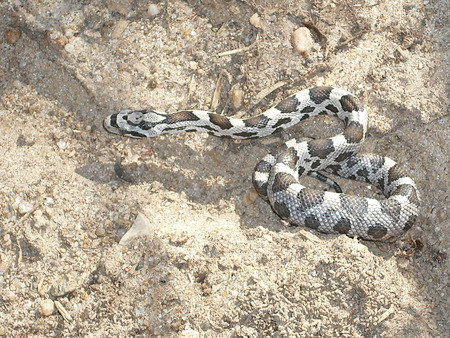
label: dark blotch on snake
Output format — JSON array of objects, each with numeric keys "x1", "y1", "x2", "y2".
[
  {"x1": 273, "y1": 201, "x2": 291, "y2": 219},
  {"x1": 297, "y1": 189, "x2": 325, "y2": 210},
  {"x1": 334, "y1": 151, "x2": 354, "y2": 163},
  {"x1": 164, "y1": 111, "x2": 201, "y2": 124},
  {"x1": 377, "y1": 177, "x2": 385, "y2": 192},
  {"x1": 345, "y1": 156, "x2": 360, "y2": 168},
  {"x1": 326, "y1": 164, "x2": 342, "y2": 174},
  {"x1": 209, "y1": 114, "x2": 233, "y2": 129},
  {"x1": 244, "y1": 115, "x2": 270, "y2": 128},
  {"x1": 300, "y1": 105, "x2": 315, "y2": 115},
  {"x1": 254, "y1": 182, "x2": 268, "y2": 198},
  {"x1": 272, "y1": 117, "x2": 293, "y2": 129},
  {"x1": 325, "y1": 104, "x2": 339, "y2": 114},
  {"x1": 129, "y1": 131, "x2": 147, "y2": 138},
  {"x1": 233, "y1": 131, "x2": 258, "y2": 138},
  {"x1": 334, "y1": 218, "x2": 352, "y2": 234},
  {"x1": 278, "y1": 147, "x2": 299, "y2": 168},
  {"x1": 311, "y1": 159, "x2": 322, "y2": 169},
  {"x1": 356, "y1": 168, "x2": 369, "y2": 178},
  {"x1": 367, "y1": 225, "x2": 388, "y2": 239},
  {"x1": 308, "y1": 139, "x2": 335, "y2": 159},
  {"x1": 403, "y1": 214, "x2": 417, "y2": 231},
  {"x1": 343, "y1": 121, "x2": 364, "y2": 144},
  {"x1": 300, "y1": 114, "x2": 309, "y2": 121},
  {"x1": 304, "y1": 215, "x2": 321, "y2": 229},
  {"x1": 272, "y1": 127, "x2": 284, "y2": 134},
  {"x1": 255, "y1": 159, "x2": 273, "y2": 173},
  {"x1": 340, "y1": 95, "x2": 362, "y2": 113},
  {"x1": 309, "y1": 87, "x2": 333, "y2": 104},
  {"x1": 387, "y1": 166, "x2": 406, "y2": 185},
  {"x1": 272, "y1": 172, "x2": 297, "y2": 194},
  {"x1": 275, "y1": 96, "x2": 299, "y2": 113},
  {"x1": 381, "y1": 200, "x2": 402, "y2": 222},
  {"x1": 297, "y1": 165, "x2": 306, "y2": 176}
]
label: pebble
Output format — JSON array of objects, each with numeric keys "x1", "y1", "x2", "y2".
[
  {"x1": 148, "y1": 4, "x2": 160, "y2": 16},
  {"x1": 290, "y1": 27, "x2": 314, "y2": 55},
  {"x1": 0, "y1": 326, "x2": 6, "y2": 336},
  {"x1": 64, "y1": 37, "x2": 83, "y2": 56},
  {"x1": 249, "y1": 13, "x2": 262, "y2": 28},
  {"x1": 95, "y1": 226, "x2": 106, "y2": 237},
  {"x1": 18, "y1": 200, "x2": 34, "y2": 215},
  {"x1": 57, "y1": 140, "x2": 67, "y2": 150},
  {"x1": 119, "y1": 213, "x2": 154, "y2": 245},
  {"x1": 40, "y1": 299, "x2": 55, "y2": 316},
  {"x1": 148, "y1": 77, "x2": 160, "y2": 89},
  {"x1": 4, "y1": 29, "x2": 22, "y2": 45},
  {"x1": 55, "y1": 36, "x2": 69, "y2": 46},
  {"x1": 111, "y1": 19, "x2": 130, "y2": 39},
  {"x1": 231, "y1": 87, "x2": 244, "y2": 109},
  {"x1": 189, "y1": 61, "x2": 198, "y2": 70},
  {"x1": 50, "y1": 273, "x2": 79, "y2": 297}
]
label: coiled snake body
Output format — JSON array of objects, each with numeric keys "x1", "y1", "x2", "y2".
[{"x1": 104, "y1": 87, "x2": 420, "y2": 241}]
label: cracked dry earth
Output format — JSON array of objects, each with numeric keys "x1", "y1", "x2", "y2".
[{"x1": 0, "y1": 0, "x2": 449, "y2": 336}]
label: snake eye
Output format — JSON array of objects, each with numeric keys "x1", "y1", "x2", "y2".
[{"x1": 138, "y1": 121, "x2": 153, "y2": 130}]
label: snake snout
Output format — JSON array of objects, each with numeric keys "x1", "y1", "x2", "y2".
[{"x1": 103, "y1": 114, "x2": 121, "y2": 134}]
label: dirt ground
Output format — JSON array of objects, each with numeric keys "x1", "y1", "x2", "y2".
[{"x1": 0, "y1": 0, "x2": 449, "y2": 336}]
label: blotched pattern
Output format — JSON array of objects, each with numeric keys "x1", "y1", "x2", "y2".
[{"x1": 104, "y1": 87, "x2": 421, "y2": 241}]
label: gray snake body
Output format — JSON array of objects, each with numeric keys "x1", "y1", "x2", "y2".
[{"x1": 104, "y1": 87, "x2": 420, "y2": 241}]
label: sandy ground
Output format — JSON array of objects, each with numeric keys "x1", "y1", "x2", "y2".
[{"x1": 0, "y1": 0, "x2": 449, "y2": 336}]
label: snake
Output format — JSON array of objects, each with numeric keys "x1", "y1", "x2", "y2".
[{"x1": 103, "y1": 86, "x2": 420, "y2": 241}]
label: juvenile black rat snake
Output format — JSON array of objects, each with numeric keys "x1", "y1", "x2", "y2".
[{"x1": 104, "y1": 87, "x2": 420, "y2": 241}]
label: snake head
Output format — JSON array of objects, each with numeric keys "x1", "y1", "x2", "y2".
[{"x1": 103, "y1": 110, "x2": 166, "y2": 138}]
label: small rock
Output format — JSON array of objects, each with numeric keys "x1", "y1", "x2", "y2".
[
  {"x1": 148, "y1": 77, "x2": 160, "y2": 89},
  {"x1": 64, "y1": 37, "x2": 84, "y2": 57},
  {"x1": 50, "y1": 273, "x2": 79, "y2": 297},
  {"x1": 111, "y1": 19, "x2": 129, "y2": 39},
  {"x1": 148, "y1": 4, "x2": 160, "y2": 16},
  {"x1": 119, "y1": 213, "x2": 154, "y2": 245},
  {"x1": 57, "y1": 140, "x2": 67, "y2": 150},
  {"x1": 231, "y1": 87, "x2": 244, "y2": 109},
  {"x1": 189, "y1": 61, "x2": 198, "y2": 70},
  {"x1": 55, "y1": 36, "x2": 69, "y2": 46},
  {"x1": 95, "y1": 226, "x2": 106, "y2": 237},
  {"x1": 4, "y1": 29, "x2": 22, "y2": 45},
  {"x1": 18, "y1": 201, "x2": 34, "y2": 215},
  {"x1": 243, "y1": 188, "x2": 259, "y2": 207},
  {"x1": 40, "y1": 299, "x2": 55, "y2": 316},
  {"x1": 0, "y1": 326, "x2": 7, "y2": 336},
  {"x1": 249, "y1": 13, "x2": 261, "y2": 28},
  {"x1": 11, "y1": 278, "x2": 24, "y2": 289},
  {"x1": 290, "y1": 27, "x2": 314, "y2": 55}
]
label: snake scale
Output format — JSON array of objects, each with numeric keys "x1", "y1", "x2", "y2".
[{"x1": 104, "y1": 86, "x2": 420, "y2": 241}]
